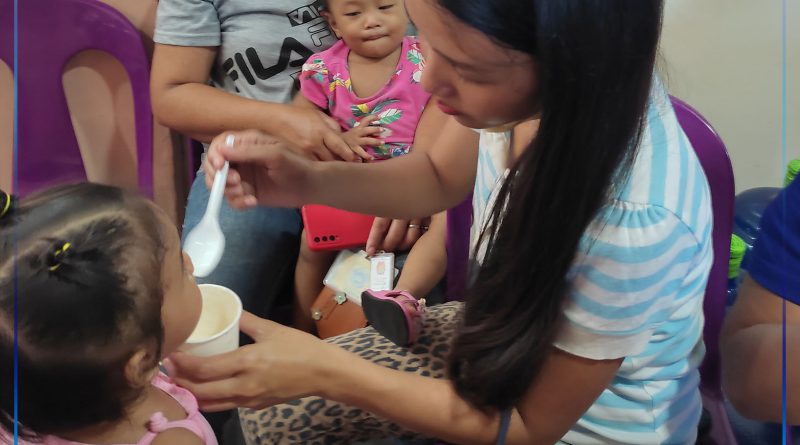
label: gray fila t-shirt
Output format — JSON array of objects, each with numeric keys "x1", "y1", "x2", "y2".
[{"x1": 154, "y1": 0, "x2": 337, "y2": 104}]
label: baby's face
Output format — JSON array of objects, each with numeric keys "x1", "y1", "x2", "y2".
[
  {"x1": 157, "y1": 210, "x2": 202, "y2": 355},
  {"x1": 326, "y1": 0, "x2": 408, "y2": 59}
]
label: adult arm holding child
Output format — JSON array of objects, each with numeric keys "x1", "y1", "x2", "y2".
[{"x1": 151, "y1": 44, "x2": 355, "y2": 161}]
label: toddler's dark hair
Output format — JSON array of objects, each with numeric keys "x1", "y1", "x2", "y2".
[{"x1": 0, "y1": 183, "x2": 167, "y2": 440}]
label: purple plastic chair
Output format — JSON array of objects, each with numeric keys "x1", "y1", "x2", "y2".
[
  {"x1": 445, "y1": 194, "x2": 472, "y2": 301},
  {"x1": 671, "y1": 96, "x2": 737, "y2": 445},
  {"x1": 443, "y1": 98, "x2": 737, "y2": 443},
  {"x1": 0, "y1": 0, "x2": 153, "y2": 198}
]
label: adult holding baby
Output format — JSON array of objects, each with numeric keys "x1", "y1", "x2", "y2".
[{"x1": 169, "y1": 0, "x2": 715, "y2": 444}]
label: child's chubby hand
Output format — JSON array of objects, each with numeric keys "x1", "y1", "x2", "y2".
[{"x1": 342, "y1": 115, "x2": 385, "y2": 162}]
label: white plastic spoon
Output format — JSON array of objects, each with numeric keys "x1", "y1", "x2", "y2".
[{"x1": 183, "y1": 138, "x2": 232, "y2": 277}]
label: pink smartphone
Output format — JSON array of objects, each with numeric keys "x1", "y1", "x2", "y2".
[{"x1": 301, "y1": 205, "x2": 375, "y2": 251}]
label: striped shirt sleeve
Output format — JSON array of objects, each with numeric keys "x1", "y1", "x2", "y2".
[{"x1": 553, "y1": 202, "x2": 703, "y2": 360}]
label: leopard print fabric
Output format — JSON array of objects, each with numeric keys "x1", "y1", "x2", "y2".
[{"x1": 239, "y1": 301, "x2": 464, "y2": 445}]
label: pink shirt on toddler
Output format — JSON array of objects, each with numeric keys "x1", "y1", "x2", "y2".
[
  {"x1": 27, "y1": 373, "x2": 218, "y2": 445},
  {"x1": 300, "y1": 36, "x2": 431, "y2": 160}
]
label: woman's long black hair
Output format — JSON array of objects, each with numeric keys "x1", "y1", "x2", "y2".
[{"x1": 444, "y1": 0, "x2": 664, "y2": 410}]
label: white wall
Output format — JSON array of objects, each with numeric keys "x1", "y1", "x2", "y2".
[{"x1": 661, "y1": 0, "x2": 800, "y2": 192}]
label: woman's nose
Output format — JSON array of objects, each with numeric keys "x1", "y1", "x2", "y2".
[{"x1": 420, "y1": 53, "x2": 455, "y2": 99}]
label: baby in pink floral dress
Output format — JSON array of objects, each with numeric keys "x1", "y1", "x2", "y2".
[
  {"x1": 291, "y1": 0, "x2": 447, "y2": 334},
  {"x1": 300, "y1": 34, "x2": 428, "y2": 159}
]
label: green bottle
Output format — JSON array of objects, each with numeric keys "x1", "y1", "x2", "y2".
[
  {"x1": 784, "y1": 159, "x2": 800, "y2": 187},
  {"x1": 727, "y1": 234, "x2": 746, "y2": 306}
]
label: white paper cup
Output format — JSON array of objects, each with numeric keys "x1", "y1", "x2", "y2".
[{"x1": 179, "y1": 284, "x2": 242, "y2": 357}]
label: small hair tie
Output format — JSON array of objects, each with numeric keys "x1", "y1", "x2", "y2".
[
  {"x1": 0, "y1": 191, "x2": 13, "y2": 219},
  {"x1": 48, "y1": 242, "x2": 72, "y2": 272}
]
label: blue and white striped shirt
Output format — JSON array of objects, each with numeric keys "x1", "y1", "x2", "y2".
[{"x1": 471, "y1": 80, "x2": 712, "y2": 444}]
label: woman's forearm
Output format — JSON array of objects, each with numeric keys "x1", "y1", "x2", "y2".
[
  {"x1": 308, "y1": 154, "x2": 469, "y2": 218},
  {"x1": 306, "y1": 119, "x2": 479, "y2": 218},
  {"x1": 317, "y1": 347, "x2": 530, "y2": 445},
  {"x1": 153, "y1": 82, "x2": 289, "y2": 143}
]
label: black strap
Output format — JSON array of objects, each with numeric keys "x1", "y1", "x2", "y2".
[{"x1": 495, "y1": 409, "x2": 512, "y2": 445}]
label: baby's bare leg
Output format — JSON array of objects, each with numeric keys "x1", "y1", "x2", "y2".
[{"x1": 293, "y1": 229, "x2": 337, "y2": 333}]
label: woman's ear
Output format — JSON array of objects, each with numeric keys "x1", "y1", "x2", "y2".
[{"x1": 125, "y1": 348, "x2": 158, "y2": 388}]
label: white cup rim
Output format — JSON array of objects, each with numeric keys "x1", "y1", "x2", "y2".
[{"x1": 184, "y1": 284, "x2": 243, "y2": 345}]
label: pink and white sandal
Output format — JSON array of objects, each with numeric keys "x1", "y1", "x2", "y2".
[{"x1": 361, "y1": 290, "x2": 425, "y2": 346}]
